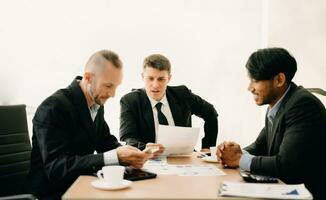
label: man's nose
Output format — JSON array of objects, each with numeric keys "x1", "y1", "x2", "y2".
[
  {"x1": 152, "y1": 80, "x2": 159, "y2": 88},
  {"x1": 108, "y1": 89, "x2": 116, "y2": 97}
]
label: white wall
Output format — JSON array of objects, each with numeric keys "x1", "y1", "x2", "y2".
[
  {"x1": 267, "y1": 0, "x2": 326, "y2": 113},
  {"x1": 0, "y1": 0, "x2": 324, "y2": 149},
  {"x1": 268, "y1": 0, "x2": 326, "y2": 89}
]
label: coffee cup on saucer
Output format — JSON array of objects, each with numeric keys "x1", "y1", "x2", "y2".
[
  {"x1": 97, "y1": 165, "x2": 125, "y2": 186},
  {"x1": 201, "y1": 146, "x2": 220, "y2": 163},
  {"x1": 210, "y1": 146, "x2": 217, "y2": 160}
]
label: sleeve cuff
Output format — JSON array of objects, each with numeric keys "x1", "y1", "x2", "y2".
[
  {"x1": 103, "y1": 149, "x2": 119, "y2": 165},
  {"x1": 239, "y1": 150, "x2": 255, "y2": 172}
]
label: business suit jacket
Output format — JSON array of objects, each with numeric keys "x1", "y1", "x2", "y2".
[
  {"x1": 244, "y1": 83, "x2": 326, "y2": 199},
  {"x1": 119, "y1": 85, "x2": 218, "y2": 150},
  {"x1": 26, "y1": 76, "x2": 121, "y2": 199}
]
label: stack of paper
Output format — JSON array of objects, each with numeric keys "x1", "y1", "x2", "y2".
[{"x1": 219, "y1": 181, "x2": 312, "y2": 199}]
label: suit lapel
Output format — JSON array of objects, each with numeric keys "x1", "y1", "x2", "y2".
[
  {"x1": 166, "y1": 87, "x2": 183, "y2": 126},
  {"x1": 69, "y1": 77, "x2": 96, "y2": 145},
  {"x1": 140, "y1": 90, "x2": 156, "y2": 141},
  {"x1": 267, "y1": 83, "x2": 297, "y2": 154}
]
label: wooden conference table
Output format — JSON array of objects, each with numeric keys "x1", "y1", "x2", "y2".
[{"x1": 62, "y1": 153, "x2": 276, "y2": 200}]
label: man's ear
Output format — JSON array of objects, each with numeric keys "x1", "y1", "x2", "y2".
[
  {"x1": 168, "y1": 74, "x2": 172, "y2": 82},
  {"x1": 141, "y1": 72, "x2": 144, "y2": 80},
  {"x1": 84, "y1": 72, "x2": 92, "y2": 83},
  {"x1": 275, "y1": 73, "x2": 286, "y2": 87}
]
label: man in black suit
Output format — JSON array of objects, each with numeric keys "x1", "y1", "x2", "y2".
[
  {"x1": 216, "y1": 48, "x2": 326, "y2": 199},
  {"x1": 119, "y1": 54, "x2": 218, "y2": 153},
  {"x1": 26, "y1": 50, "x2": 153, "y2": 200}
]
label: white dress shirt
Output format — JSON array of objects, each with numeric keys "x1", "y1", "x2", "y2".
[{"x1": 147, "y1": 94, "x2": 175, "y2": 142}]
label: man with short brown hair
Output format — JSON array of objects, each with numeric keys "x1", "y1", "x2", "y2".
[{"x1": 119, "y1": 54, "x2": 218, "y2": 154}]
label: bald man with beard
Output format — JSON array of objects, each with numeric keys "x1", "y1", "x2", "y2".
[{"x1": 26, "y1": 50, "x2": 153, "y2": 200}]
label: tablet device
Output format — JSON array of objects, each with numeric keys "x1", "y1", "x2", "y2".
[{"x1": 124, "y1": 167, "x2": 157, "y2": 181}]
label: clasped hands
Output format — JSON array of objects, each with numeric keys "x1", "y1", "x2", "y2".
[{"x1": 216, "y1": 141, "x2": 242, "y2": 168}]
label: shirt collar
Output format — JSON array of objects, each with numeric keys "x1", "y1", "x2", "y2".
[
  {"x1": 89, "y1": 103, "x2": 100, "y2": 112},
  {"x1": 148, "y1": 93, "x2": 168, "y2": 109},
  {"x1": 267, "y1": 84, "x2": 291, "y2": 121}
]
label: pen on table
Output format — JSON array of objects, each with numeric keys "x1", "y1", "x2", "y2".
[{"x1": 196, "y1": 151, "x2": 208, "y2": 158}]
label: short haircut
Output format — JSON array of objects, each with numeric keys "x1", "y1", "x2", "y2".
[
  {"x1": 143, "y1": 54, "x2": 171, "y2": 73},
  {"x1": 86, "y1": 50, "x2": 122, "y2": 73},
  {"x1": 245, "y1": 47, "x2": 297, "y2": 82}
]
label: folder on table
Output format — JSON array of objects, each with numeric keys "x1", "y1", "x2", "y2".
[{"x1": 219, "y1": 181, "x2": 312, "y2": 199}]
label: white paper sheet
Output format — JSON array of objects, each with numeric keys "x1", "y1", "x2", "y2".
[
  {"x1": 145, "y1": 156, "x2": 168, "y2": 165},
  {"x1": 219, "y1": 181, "x2": 312, "y2": 199},
  {"x1": 143, "y1": 163, "x2": 226, "y2": 176},
  {"x1": 175, "y1": 164, "x2": 226, "y2": 176},
  {"x1": 157, "y1": 125, "x2": 200, "y2": 156}
]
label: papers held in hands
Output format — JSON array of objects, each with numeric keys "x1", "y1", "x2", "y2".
[
  {"x1": 219, "y1": 181, "x2": 312, "y2": 199},
  {"x1": 143, "y1": 145, "x2": 160, "y2": 154},
  {"x1": 157, "y1": 125, "x2": 200, "y2": 156}
]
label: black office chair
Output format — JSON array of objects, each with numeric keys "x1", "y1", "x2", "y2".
[{"x1": 0, "y1": 105, "x2": 36, "y2": 200}]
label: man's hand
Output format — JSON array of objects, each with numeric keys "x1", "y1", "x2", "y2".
[
  {"x1": 116, "y1": 145, "x2": 153, "y2": 169},
  {"x1": 217, "y1": 141, "x2": 242, "y2": 168},
  {"x1": 144, "y1": 143, "x2": 165, "y2": 157}
]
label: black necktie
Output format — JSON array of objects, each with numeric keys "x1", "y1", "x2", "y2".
[{"x1": 155, "y1": 102, "x2": 169, "y2": 125}]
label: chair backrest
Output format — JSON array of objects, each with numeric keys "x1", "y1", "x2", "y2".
[
  {"x1": 306, "y1": 88, "x2": 326, "y2": 107},
  {"x1": 0, "y1": 105, "x2": 31, "y2": 196},
  {"x1": 306, "y1": 88, "x2": 326, "y2": 96}
]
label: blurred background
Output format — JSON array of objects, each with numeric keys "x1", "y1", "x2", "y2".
[{"x1": 0, "y1": 0, "x2": 325, "y2": 148}]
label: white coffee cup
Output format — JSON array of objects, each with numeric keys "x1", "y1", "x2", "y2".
[
  {"x1": 97, "y1": 166, "x2": 125, "y2": 186},
  {"x1": 210, "y1": 146, "x2": 217, "y2": 160}
]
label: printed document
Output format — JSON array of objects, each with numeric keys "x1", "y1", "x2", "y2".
[
  {"x1": 157, "y1": 125, "x2": 200, "y2": 156},
  {"x1": 144, "y1": 163, "x2": 225, "y2": 176}
]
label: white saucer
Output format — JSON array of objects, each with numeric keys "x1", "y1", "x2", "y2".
[
  {"x1": 202, "y1": 156, "x2": 220, "y2": 163},
  {"x1": 91, "y1": 179, "x2": 132, "y2": 190}
]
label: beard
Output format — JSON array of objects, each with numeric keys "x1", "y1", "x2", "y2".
[
  {"x1": 93, "y1": 96, "x2": 103, "y2": 106},
  {"x1": 87, "y1": 79, "x2": 104, "y2": 106},
  {"x1": 262, "y1": 88, "x2": 279, "y2": 107}
]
